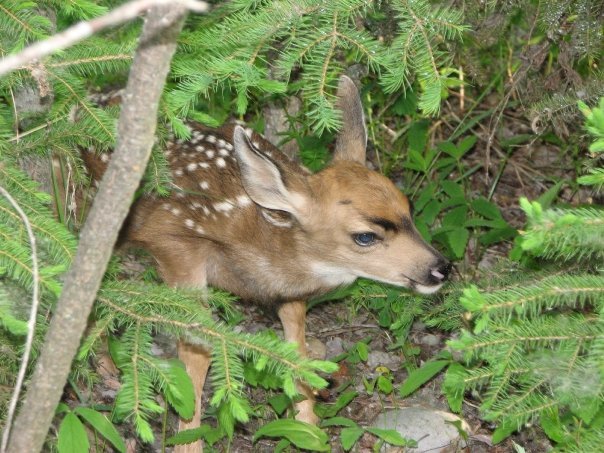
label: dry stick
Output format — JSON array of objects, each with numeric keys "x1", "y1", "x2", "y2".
[
  {"x1": 5, "y1": 5, "x2": 188, "y2": 453},
  {"x1": 0, "y1": 186, "x2": 40, "y2": 453},
  {"x1": 0, "y1": 0, "x2": 207, "y2": 77}
]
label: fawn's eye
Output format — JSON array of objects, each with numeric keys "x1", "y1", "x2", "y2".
[{"x1": 353, "y1": 232, "x2": 377, "y2": 246}]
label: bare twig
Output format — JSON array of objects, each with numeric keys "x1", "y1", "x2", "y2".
[
  {"x1": 5, "y1": 5, "x2": 188, "y2": 452},
  {"x1": 0, "y1": 185, "x2": 40, "y2": 453},
  {"x1": 0, "y1": 0, "x2": 207, "y2": 77}
]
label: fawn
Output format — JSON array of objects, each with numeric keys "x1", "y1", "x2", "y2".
[{"x1": 83, "y1": 76, "x2": 450, "y2": 452}]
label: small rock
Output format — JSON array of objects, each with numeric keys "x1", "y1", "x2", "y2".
[
  {"x1": 306, "y1": 337, "x2": 327, "y2": 360},
  {"x1": 419, "y1": 334, "x2": 440, "y2": 347},
  {"x1": 412, "y1": 320, "x2": 427, "y2": 332},
  {"x1": 367, "y1": 351, "x2": 400, "y2": 371},
  {"x1": 373, "y1": 407, "x2": 469, "y2": 452},
  {"x1": 325, "y1": 337, "x2": 345, "y2": 358}
]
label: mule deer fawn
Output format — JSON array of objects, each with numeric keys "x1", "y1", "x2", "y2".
[{"x1": 84, "y1": 76, "x2": 450, "y2": 452}]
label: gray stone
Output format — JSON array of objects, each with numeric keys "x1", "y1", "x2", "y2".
[
  {"x1": 373, "y1": 407, "x2": 469, "y2": 452},
  {"x1": 325, "y1": 337, "x2": 345, "y2": 358},
  {"x1": 367, "y1": 350, "x2": 401, "y2": 371},
  {"x1": 419, "y1": 334, "x2": 441, "y2": 347}
]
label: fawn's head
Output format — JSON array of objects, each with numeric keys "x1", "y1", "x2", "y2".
[{"x1": 232, "y1": 76, "x2": 450, "y2": 294}]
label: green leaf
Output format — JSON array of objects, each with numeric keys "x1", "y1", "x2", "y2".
[
  {"x1": 74, "y1": 407, "x2": 126, "y2": 453},
  {"x1": 166, "y1": 425, "x2": 211, "y2": 445},
  {"x1": 268, "y1": 393, "x2": 291, "y2": 415},
  {"x1": 321, "y1": 416, "x2": 358, "y2": 428},
  {"x1": 400, "y1": 360, "x2": 450, "y2": 397},
  {"x1": 316, "y1": 391, "x2": 358, "y2": 418},
  {"x1": 471, "y1": 197, "x2": 502, "y2": 220},
  {"x1": 536, "y1": 181, "x2": 564, "y2": 209},
  {"x1": 446, "y1": 227, "x2": 469, "y2": 259},
  {"x1": 407, "y1": 120, "x2": 430, "y2": 154},
  {"x1": 356, "y1": 342, "x2": 369, "y2": 361},
  {"x1": 442, "y1": 205, "x2": 468, "y2": 227},
  {"x1": 58, "y1": 412, "x2": 90, "y2": 453},
  {"x1": 162, "y1": 359, "x2": 195, "y2": 419},
  {"x1": 366, "y1": 427, "x2": 409, "y2": 446},
  {"x1": 440, "y1": 180, "x2": 465, "y2": 199},
  {"x1": 253, "y1": 419, "x2": 330, "y2": 451},
  {"x1": 377, "y1": 375, "x2": 393, "y2": 394},
  {"x1": 341, "y1": 427, "x2": 364, "y2": 451},
  {"x1": 492, "y1": 423, "x2": 517, "y2": 444},
  {"x1": 539, "y1": 407, "x2": 564, "y2": 443}
]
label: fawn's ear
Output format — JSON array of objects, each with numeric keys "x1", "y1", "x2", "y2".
[
  {"x1": 333, "y1": 75, "x2": 367, "y2": 164},
  {"x1": 233, "y1": 126, "x2": 309, "y2": 217}
]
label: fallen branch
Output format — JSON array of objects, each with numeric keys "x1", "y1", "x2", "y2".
[
  {"x1": 5, "y1": 5, "x2": 188, "y2": 452},
  {"x1": 0, "y1": 0, "x2": 207, "y2": 77}
]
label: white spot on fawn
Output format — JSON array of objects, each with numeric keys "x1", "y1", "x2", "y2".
[
  {"x1": 216, "y1": 157, "x2": 226, "y2": 168},
  {"x1": 214, "y1": 201, "x2": 234, "y2": 213},
  {"x1": 195, "y1": 145, "x2": 205, "y2": 152},
  {"x1": 174, "y1": 168, "x2": 183, "y2": 176},
  {"x1": 170, "y1": 207, "x2": 181, "y2": 216},
  {"x1": 236, "y1": 194, "x2": 252, "y2": 207},
  {"x1": 162, "y1": 203, "x2": 171, "y2": 210},
  {"x1": 205, "y1": 150, "x2": 215, "y2": 159},
  {"x1": 195, "y1": 226, "x2": 205, "y2": 235},
  {"x1": 100, "y1": 153, "x2": 109, "y2": 163},
  {"x1": 199, "y1": 181, "x2": 209, "y2": 190},
  {"x1": 218, "y1": 148, "x2": 229, "y2": 157},
  {"x1": 202, "y1": 206, "x2": 210, "y2": 215},
  {"x1": 187, "y1": 162, "x2": 197, "y2": 171},
  {"x1": 218, "y1": 139, "x2": 227, "y2": 147},
  {"x1": 225, "y1": 142, "x2": 233, "y2": 151},
  {"x1": 184, "y1": 219, "x2": 194, "y2": 229},
  {"x1": 198, "y1": 162, "x2": 210, "y2": 169},
  {"x1": 206, "y1": 135, "x2": 217, "y2": 144}
]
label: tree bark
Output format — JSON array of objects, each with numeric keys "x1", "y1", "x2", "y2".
[{"x1": 5, "y1": 5, "x2": 187, "y2": 452}]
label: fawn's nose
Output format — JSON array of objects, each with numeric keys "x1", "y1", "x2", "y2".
[{"x1": 429, "y1": 259, "x2": 452, "y2": 283}]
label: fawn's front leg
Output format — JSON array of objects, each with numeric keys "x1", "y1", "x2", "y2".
[
  {"x1": 174, "y1": 342, "x2": 211, "y2": 453},
  {"x1": 277, "y1": 300, "x2": 319, "y2": 425}
]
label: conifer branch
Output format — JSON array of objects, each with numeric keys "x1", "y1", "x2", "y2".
[
  {"x1": 5, "y1": 6, "x2": 187, "y2": 452},
  {"x1": 0, "y1": 0, "x2": 208, "y2": 77}
]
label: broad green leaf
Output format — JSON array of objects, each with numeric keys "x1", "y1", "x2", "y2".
[
  {"x1": 74, "y1": 407, "x2": 126, "y2": 453},
  {"x1": 539, "y1": 407, "x2": 565, "y2": 443},
  {"x1": 440, "y1": 180, "x2": 465, "y2": 199},
  {"x1": 268, "y1": 393, "x2": 291, "y2": 415},
  {"x1": 457, "y1": 135, "x2": 478, "y2": 155},
  {"x1": 161, "y1": 359, "x2": 195, "y2": 419},
  {"x1": 57, "y1": 412, "x2": 89, "y2": 453},
  {"x1": 442, "y1": 205, "x2": 468, "y2": 227},
  {"x1": 366, "y1": 427, "x2": 409, "y2": 446},
  {"x1": 321, "y1": 416, "x2": 358, "y2": 428},
  {"x1": 377, "y1": 375, "x2": 393, "y2": 394},
  {"x1": 356, "y1": 342, "x2": 369, "y2": 361},
  {"x1": 316, "y1": 391, "x2": 358, "y2": 418},
  {"x1": 492, "y1": 422, "x2": 517, "y2": 444},
  {"x1": 446, "y1": 227, "x2": 470, "y2": 259},
  {"x1": 253, "y1": 419, "x2": 330, "y2": 452},
  {"x1": 407, "y1": 120, "x2": 430, "y2": 154},
  {"x1": 471, "y1": 197, "x2": 502, "y2": 220},
  {"x1": 341, "y1": 427, "x2": 364, "y2": 451},
  {"x1": 400, "y1": 360, "x2": 450, "y2": 397}
]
